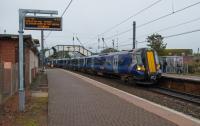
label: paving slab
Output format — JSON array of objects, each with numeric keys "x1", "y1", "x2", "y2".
[{"x1": 47, "y1": 69, "x2": 185, "y2": 126}]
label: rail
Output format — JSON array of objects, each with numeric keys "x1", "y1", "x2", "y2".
[{"x1": 149, "y1": 87, "x2": 200, "y2": 105}]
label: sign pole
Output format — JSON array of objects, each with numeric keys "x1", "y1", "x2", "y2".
[
  {"x1": 18, "y1": 9, "x2": 60, "y2": 112},
  {"x1": 41, "y1": 30, "x2": 44, "y2": 71},
  {"x1": 18, "y1": 9, "x2": 25, "y2": 112}
]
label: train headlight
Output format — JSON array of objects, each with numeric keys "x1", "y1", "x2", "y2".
[{"x1": 137, "y1": 65, "x2": 145, "y2": 71}]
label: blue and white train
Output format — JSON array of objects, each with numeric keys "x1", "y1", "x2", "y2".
[{"x1": 49, "y1": 48, "x2": 162, "y2": 84}]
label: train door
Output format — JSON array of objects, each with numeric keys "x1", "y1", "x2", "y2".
[
  {"x1": 113, "y1": 55, "x2": 118, "y2": 73},
  {"x1": 146, "y1": 51, "x2": 156, "y2": 73},
  {"x1": 78, "y1": 59, "x2": 80, "y2": 69}
]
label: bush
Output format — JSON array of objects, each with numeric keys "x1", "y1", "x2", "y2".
[{"x1": 188, "y1": 63, "x2": 200, "y2": 74}]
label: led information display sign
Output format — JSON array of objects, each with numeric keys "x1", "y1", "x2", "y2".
[{"x1": 24, "y1": 16, "x2": 62, "y2": 30}]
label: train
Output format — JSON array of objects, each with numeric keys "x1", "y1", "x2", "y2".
[{"x1": 49, "y1": 48, "x2": 162, "y2": 84}]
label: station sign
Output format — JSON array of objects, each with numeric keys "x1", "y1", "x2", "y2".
[{"x1": 24, "y1": 16, "x2": 62, "y2": 31}]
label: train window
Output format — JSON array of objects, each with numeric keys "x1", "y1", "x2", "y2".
[
  {"x1": 154, "y1": 51, "x2": 159, "y2": 64},
  {"x1": 126, "y1": 53, "x2": 132, "y2": 66},
  {"x1": 80, "y1": 59, "x2": 84, "y2": 65},
  {"x1": 132, "y1": 54, "x2": 137, "y2": 64},
  {"x1": 136, "y1": 51, "x2": 143, "y2": 65},
  {"x1": 100, "y1": 57, "x2": 105, "y2": 65},
  {"x1": 87, "y1": 58, "x2": 92, "y2": 65},
  {"x1": 94, "y1": 58, "x2": 99, "y2": 65}
]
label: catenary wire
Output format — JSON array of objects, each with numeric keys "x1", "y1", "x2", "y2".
[
  {"x1": 98, "y1": 0, "x2": 162, "y2": 36},
  {"x1": 87, "y1": 0, "x2": 163, "y2": 46},
  {"x1": 164, "y1": 28, "x2": 200, "y2": 38},
  {"x1": 61, "y1": 0, "x2": 73, "y2": 17},
  {"x1": 137, "y1": 17, "x2": 200, "y2": 39},
  {"x1": 105, "y1": 1, "x2": 200, "y2": 40},
  {"x1": 45, "y1": 0, "x2": 74, "y2": 40},
  {"x1": 137, "y1": 1, "x2": 200, "y2": 28},
  {"x1": 119, "y1": 28, "x2": 200, "y2": 47}
]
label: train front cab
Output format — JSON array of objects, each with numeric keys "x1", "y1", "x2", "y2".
[
  {"x1": 135, "y1": 48, "x2": 161, "y2": 84},
  {"x1": 146, "y1": 49, "x2": 161, "y2": 82}
]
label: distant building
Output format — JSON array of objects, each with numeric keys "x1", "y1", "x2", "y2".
[{"x1": 163, "y1": 49, "x2": 193, "y2": 56}]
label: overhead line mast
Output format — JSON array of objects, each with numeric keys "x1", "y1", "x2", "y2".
[{"x1": 87, "y1": 0, "x2": 163, "y2": 48}]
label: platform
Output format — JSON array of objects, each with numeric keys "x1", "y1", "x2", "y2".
[
  {"x1": 162, "y1": 73, "x2": 200, "y2": 82},
  {"x1": 47, "y1": 69, "x2": 200, "y2": 126}
]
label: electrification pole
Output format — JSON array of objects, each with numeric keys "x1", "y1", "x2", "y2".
[
  {"x1": 73, "y1": 34, "x2": 75, "y2": 58},
  {"x1": 133, "y1": 21, "x2": 136, "y2": 49}
]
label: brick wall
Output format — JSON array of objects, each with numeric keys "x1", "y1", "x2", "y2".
[
  {"x1": 0, "y1": 40, "x2": 17, "y2": 63},
  {"x1": 0, "y1": 39, "x2": 30, "y2": 89},
  {"x1": 0, "y1": 40, "x2": 17, "y2": 96}
]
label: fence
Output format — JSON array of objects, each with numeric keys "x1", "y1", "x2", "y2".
[
  {"x1": 159, "y1": 56, "x2": 200, "y2": 74},
  {"x1": 164, "y1": 64, "x2": 188, "y2": 74},
  {"x1": 160, "y1": 56, "x2": 189, "y2": 74},
  {"x1": 0, "y1": 63, "x2": 18, "y2": 104}
]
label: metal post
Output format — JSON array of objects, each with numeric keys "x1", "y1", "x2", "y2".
[
  {"x1": 73, "y1": 34, "x2": 75, "y2": 58},
  {"x1": 112, "y1": 40, "x2": 115, "y2": 49},
  {"x1": 98, "y1": 37, "x2": 100, "y2": 50},
  {"x1": 18, "y1": 9, "x2": 59, "y2": 112},
  {"x1": 41, "y1": 30, "x2": 44, "y2": 71},
  {"x1": 63, "y1": 45, "x2": 64, "y2": 58},
  {"x1": 18, "y1": 9, "x2": 25, "y2": 112},
  {"x1": 116, "y1": 31, "x2": 119, "y2": 50},
  {"x1": 133, "y1": 21, "x2": 136, "y2": 49},
  {"x1": 102, "y1": 37, "x2": 105, "y2": 50}
]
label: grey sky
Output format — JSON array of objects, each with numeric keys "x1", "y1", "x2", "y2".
[{"x1": 0, "y1": 0, "x2": 200, "y2": 53}]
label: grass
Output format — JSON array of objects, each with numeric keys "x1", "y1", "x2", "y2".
[
  {"x1": 14, "y1": 97, "x2": 48, "y2": 126},
  {"x1": 30, "y1": 72, "x2": 47, "y2": 90},
  {"x1": 15, "y1": 71, "x2": 48, "y2": 126}
]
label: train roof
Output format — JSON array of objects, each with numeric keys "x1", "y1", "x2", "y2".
[
  {"x1": 50, "y1": 48, "x2": 154, "y2": 60},
  {"x1": 95, "y1": 48, "x2": 152, "y2": 56}
]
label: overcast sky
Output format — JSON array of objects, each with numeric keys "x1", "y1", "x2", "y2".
[{"x1": 0, "y1": 0, "x2": 200, "y2": 53}]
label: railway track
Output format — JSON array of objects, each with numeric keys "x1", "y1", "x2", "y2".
[
  {"x1": 70, "y1": 69, "x2": 200, "y2": 105},
  {"x1": 149, "y1": 87, "x2": 200, "y2": 105}
]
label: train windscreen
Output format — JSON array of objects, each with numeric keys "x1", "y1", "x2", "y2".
[{"x1": 136, "y1": 51, "x2": 143, "y2": 65}]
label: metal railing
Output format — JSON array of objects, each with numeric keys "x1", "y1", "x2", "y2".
[
  {"x1": 161, "y1": 64, "x2": 188, "y2": 74},
  {"x1": 0, "y1": 63, "x2": 18, "y2": 104}
]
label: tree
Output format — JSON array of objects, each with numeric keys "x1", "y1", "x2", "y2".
[
  {"x1": 101, "y1": 48, "x2": 119, "y2": 53},
  {"x1": 51, "y1": 47, "x2": 58, "y2": 58},
  {"x1": 63, "y1": 51, "x2": 71, "y2": 58},
  {"x1": 147, "y1": 33, "x2": 167, "y2": 56}
]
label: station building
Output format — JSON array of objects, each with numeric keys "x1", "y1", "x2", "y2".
[{"x1": 0, "y1": 34, "x2": 39, "y2": 102}]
